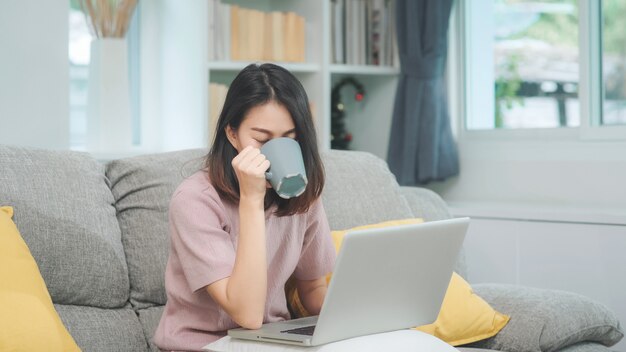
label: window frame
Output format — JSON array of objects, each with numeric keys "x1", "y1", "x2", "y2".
[{"x1": 450, "y1": 0, "x2": 626, "y2": 143}]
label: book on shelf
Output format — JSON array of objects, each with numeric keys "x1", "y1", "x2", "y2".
[
  {"x1": 387, "y1": 0, "x2": 399, "y2": 67},
  {"x1": 331, "y1": 0, "x2": 396, "y2": 66},
  {"x1": 331, "y1": 0, "x2": 345, "y2": 64},
  {"x1": 310, "y1": 101, "x2": 317, "y2": 126},
  {"x1": 263, "y1": 12, "x2": 273, "y2": 61},
  {"x1": 284, "y1": 12, "x2": 301, "y2": 62},
  {"x1": 229, "y1": 4, "x2": 239, "y2": 61},
  {"x1": 209, "y1": 0, "x2": 230, "y2": 61},
  {"x1": 359, "y1": 0, "x2": 366, "y2": 65},
  {"x1": 270, "y1": 11, "x2": 285, "y2": 61},
  {"x1": 208, "y1": 1, "x2": 306, "y2": 63},
  {"x1": 209, "y1": 83, "x2": 229, "y2": 138}
]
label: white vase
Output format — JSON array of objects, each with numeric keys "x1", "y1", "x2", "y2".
[{"x1": 86, "y1": 38, "x2": 133, "y2": 152}]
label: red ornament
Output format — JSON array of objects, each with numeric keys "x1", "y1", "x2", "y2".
[
  {"x1": 345, "y1": 133, "x2": 353, "y2": 142},
  {"x1": 355, "y1": 93, "x2": 364, "y2": 101}
]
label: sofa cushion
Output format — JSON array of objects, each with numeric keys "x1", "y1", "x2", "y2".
[
  {"x1": 106, "y1": 149, "x2": 207, "y2": 308},
  {"x1": 464, "y1": 284, "x2": 624, "y2": 352},
  {"x1": 0, "y1": 206, "x2": 80, "y2": 351},
  {"x1": 0, "y1": 145, "x2": 129, "y2": 308},
  {"x1": 137, "y1": 305, "x2": 165, "y2": 352},
  {"x1": 415, "y1": 272, "x2": 509, "y2": 346},
  {"x1": 321, "y1": 150, "x2": 413, "y2": 230},
  {"x1": 56, "y1": 304, "x2": 148, "y2": 352}
]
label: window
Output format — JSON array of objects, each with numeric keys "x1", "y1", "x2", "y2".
[
  {"x1": 68, "y1": 0, "x2": 141, "y2": 150},
  {"x1": 601, "y1": 0, "x2": 626, "y2": 126},
  {"x1": 461, "y1": 0, "x2": 626, "y2": 135},
  {"x1": 69, "y1": 1, "x2": 90, "y2": 148}
]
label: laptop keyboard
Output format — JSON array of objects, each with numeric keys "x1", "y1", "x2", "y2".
[{"x1": 280, "y1": 325, "x2": 316, "y2": 336}]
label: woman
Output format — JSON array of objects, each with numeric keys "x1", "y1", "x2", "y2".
[{"x1": 154, "y1": 63, "x2": 336, "y2": 351}]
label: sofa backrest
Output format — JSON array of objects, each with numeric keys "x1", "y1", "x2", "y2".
[
  {"x1": 0, "y1": 145, "x2": 129, "y2": 308},
  {"x1": 0, "y1": 145, "x2": 463, "y2": 312},
  {"x1": 320, "y1": 150, "x2": 414, "y2": 229},
  {"x1": 106, "y1": 149, "x2": 207, "y2": 309}
]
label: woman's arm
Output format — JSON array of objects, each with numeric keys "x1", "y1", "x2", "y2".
[
  {"x1": 296, "y1": 277, "x2": 328, "y2": 315},
  {"x1": 205, "y1": 146, "x2": 270, "y2": 329},
  {"x1": 293, "y1": 200, "x2": 336, "y2": 316}
]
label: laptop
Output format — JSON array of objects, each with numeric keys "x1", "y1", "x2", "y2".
[{"x1": 226, "y1": 217, "x2": 469, "y2": 347}]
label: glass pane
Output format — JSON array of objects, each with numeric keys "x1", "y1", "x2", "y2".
[
  {"x1": 69, "y1": 1, "x2": 91, "y2": 149},
  {"x1": 602, "y1": 0, "x2": 626, "y2": 125},
  {"x1": 493, "y1": 0, "x2": 579, "y2": 129}
]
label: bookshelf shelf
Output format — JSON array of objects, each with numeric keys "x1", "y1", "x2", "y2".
[
  {"x1": 204, "y1": 0, "x2": 400, "y2": 160},
  {"x1": 329, "y1": 64, "x2": 400, "y2": 76},
  {"x1": 208, "y1": 61, "x2": 320, "y2": 73}
]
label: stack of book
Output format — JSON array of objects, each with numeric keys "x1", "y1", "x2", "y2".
[
  {"x1": 209, "y1": 83, "x2": 229, "y2": 138},
  {"x1": 331, "y1": 0, "x2": 397, "y2": 66},
  {"x1": 209, "y1": 0, "x2": 306, "y2": 62}
]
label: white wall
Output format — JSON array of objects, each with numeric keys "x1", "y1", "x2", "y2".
[
  {"x1": 0, "y1": 0, "x2": 69, "y2": 149},
  {"x1": 428, "y1": 138, "x2": 626, "y2": 211},
  {"x1": 136, "y1": 0, "x2": 209, "y2": 152}
]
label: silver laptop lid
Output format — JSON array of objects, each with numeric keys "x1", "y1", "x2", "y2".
[{"x1": 310, "y1": 217, "x2": 469, "y2": 346}]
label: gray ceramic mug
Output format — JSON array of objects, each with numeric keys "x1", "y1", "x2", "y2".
[{"x1": 260, "y1": 137, "x2": 308, "y2": 199}]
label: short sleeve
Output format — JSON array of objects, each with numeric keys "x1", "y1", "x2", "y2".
[
  {"x1": 293, "y1": 199, "x2": 336, "y2": 280},
  {"x1": 168, "y1": 186, "x2": 236, "y2": 292}
]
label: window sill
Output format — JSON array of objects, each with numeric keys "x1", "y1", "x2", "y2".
[{"x1": 448, "y1": 200, "x2": 626, "y2": 226}]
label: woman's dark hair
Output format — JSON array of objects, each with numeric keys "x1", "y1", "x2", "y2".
[{"x1": 204, "y1": 63, "x2": 324, "y2": 216}]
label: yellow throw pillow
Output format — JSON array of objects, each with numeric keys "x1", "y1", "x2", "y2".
[
  {"x1": 286, "y1": 218, "x2": 510, "y2": 346},
  {"x1": 0, "y1": 206, "x2": 81, "y2": 352},
  {"x1": 413, "y1": 272, "x2": 510, "y2": 345}
]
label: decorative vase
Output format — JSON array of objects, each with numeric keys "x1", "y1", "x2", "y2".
[{"x1": 86, "y1": 38, "x2": 133, "y2": 152}]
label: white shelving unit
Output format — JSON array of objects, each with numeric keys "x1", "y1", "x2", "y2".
[
  {"x1": 157, "y1": 0, "x2": 398, "y2": 160},
  {"x1": 208, "y1": 61, "x2": 321, "y2": 73},
  {"x1": 329, "y1": 64, "x2": 400, "y2": 75}
]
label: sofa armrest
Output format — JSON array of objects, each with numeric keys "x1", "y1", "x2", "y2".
[
  {"x1": 398, "y1": 186, "x2": 452, "y2": 222},
  {"x1": 459, "y1": 342, "x2": 615, "y2": 352},
  {"x1": 464, "y1": 284, "x2": 623, "y2": 352},
  {"x1": 556, "y1": 342, "x2": 618, "y2": 352}
]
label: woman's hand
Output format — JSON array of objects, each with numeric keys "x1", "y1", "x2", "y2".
[{"x1": 231, "y1": 146, "x2": 270, "y2": 203}]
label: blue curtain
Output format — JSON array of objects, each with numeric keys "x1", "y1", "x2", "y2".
[{"x1": 387, "y1": 0, "x2": 459, "y2": 185}]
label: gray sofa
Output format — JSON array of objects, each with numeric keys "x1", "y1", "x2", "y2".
[{"x1": 0, "y1": 145, "x2": 622, "y2": 352}]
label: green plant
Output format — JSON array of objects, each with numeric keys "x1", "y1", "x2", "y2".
[{"x1": 495, "y1": 54, "x2": 524, "y2": 128}]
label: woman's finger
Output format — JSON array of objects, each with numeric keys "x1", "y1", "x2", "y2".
[{"x1": 232, "y1": 146, "x2": 258, "y2": 168}]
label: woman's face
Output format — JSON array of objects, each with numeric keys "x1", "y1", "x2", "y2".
[{"x1": 226, "y1": 100, "x2": 297, "y2": 152}]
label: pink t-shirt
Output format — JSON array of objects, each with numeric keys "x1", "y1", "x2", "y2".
[{"x1": 153, "y1": 171, "x2": 336, "y2": 351}]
